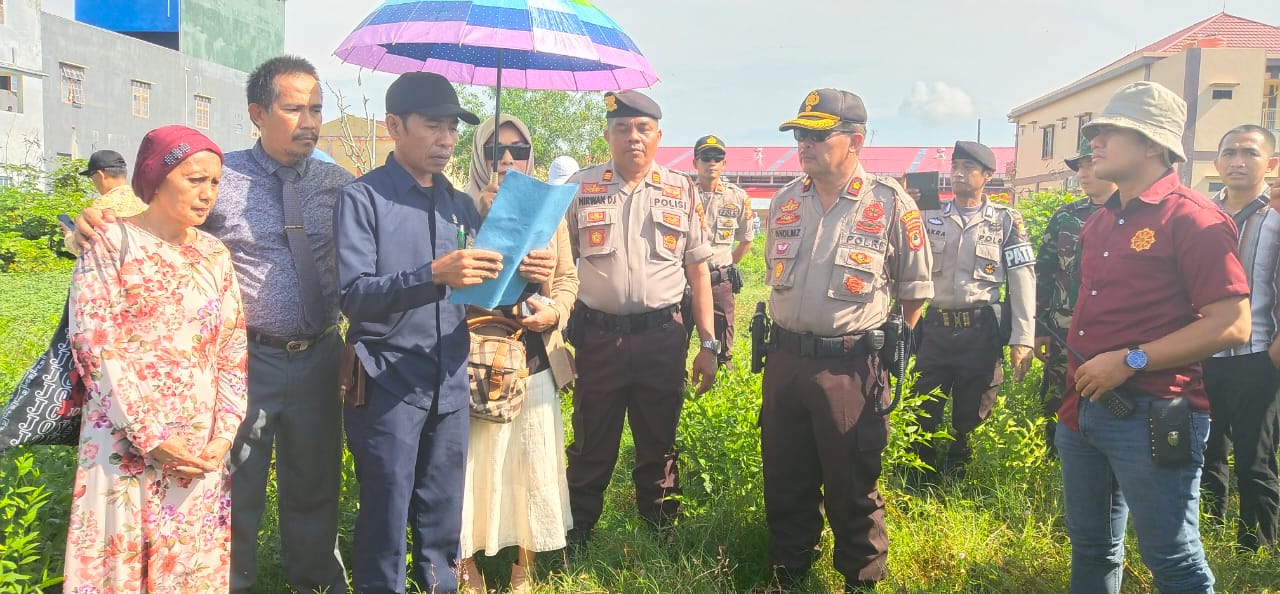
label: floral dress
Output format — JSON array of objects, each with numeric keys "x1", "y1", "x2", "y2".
[{"x1": 63, "y1": 220, "x2": 248, "y2": 593}]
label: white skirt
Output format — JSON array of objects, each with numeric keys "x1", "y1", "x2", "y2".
[{"x1": 460, "y1": 369, "x2": 573, "y2": 556}]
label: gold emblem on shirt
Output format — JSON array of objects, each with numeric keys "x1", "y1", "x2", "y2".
[{"x1": 1131, "y1": 228, "x2": 1156, "y2": 252}]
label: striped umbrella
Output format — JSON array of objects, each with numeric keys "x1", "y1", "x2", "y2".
[{"x1": 334, "y1": 0, "x2": 659, "y2": 92}]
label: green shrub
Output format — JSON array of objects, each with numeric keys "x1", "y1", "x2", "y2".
[{"x1": 0, "y1": 159, "x2": 94, "y2": 272}]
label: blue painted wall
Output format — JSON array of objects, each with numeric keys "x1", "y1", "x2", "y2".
[{"x1": 75, "y1": 0, "x2": 180, "y2": 33}]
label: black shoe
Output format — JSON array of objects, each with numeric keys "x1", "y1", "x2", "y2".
[{"x1": 565, "y1": 527, "x2": 593, "y2": 561}]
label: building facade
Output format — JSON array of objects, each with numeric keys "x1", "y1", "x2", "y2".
[
  {"x1": 1007, "y1": 13, "x2": 1280, "y2": 198},
  {"x1": 0, "y1": 0, "x2": 48, "y2": 177}
]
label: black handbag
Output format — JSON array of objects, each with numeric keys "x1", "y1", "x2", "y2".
[{"x1": 0, "y1": 298, "x2": 85, "y2": 451}]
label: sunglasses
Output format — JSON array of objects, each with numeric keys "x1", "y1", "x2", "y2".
[
  {"x1": 697, "y1": 154, "x2": 725, "y2": 163},
  {"x1": 484, "y1": 144, "x2": 532, "y2": 161},
  {"x1": 792, "y1": 128, "x2": 852, "y2": 143}
]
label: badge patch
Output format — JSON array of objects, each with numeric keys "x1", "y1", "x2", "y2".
[
  {"x1": 855, "y1": 220, "x2": 884, "y2": 234},
  {"x1": 1004, "y1": 242, "x2": 1036, "y2": 268},
  {"x1": 780, "y1": 198, "x2": 801, "y2": 213},
  {"x1": 662, "y1": 212, "x2": 683, "y2": 228},
  {"x1": 1131, "y1": 228, "x2": 1156, "y2": 252},
  {"x1": 901, "y1": 210, "x2": 924, "y2": 251},
  {"x1": 773, "y1": 261, "x2": 785, "y2": 280},
  {"x1": 802, "y1": 177, "x2": 813, "y2": 191},
  {"x1": 775, "y1": 242, "x2": 791, "y2": 255},
  {"x1": 843, "y1": 274, "x2": 865, "y2": 294},
  {"x1": 580, "y1": 182, "x2": 608, "y2": 195},
  {"x1": 602, "y1": 169, "x2": 614, "y2": 183},
  {"x1": 983, "y1": 263, "x2": 996, "y2": 275},
  {"x1": 662, "y1": 184, "x2": 683, "y2": 199},
  {"x1": 717, "y1": 229, "x2": 733, "y2": 241},
  {"x1": 604, "y1": 95, "x2": 618, "y2": 112},
  {"x1": 719, "y1": 206, "x2": 739, "y2": 217},
  {"x1": 589, "y1": 229, "x2": 607, "y2": 248},
  {"x1": 587, "y1": 210, "x2": 607, "y2": 224},
  {"x1": 847, "y1": 177, "x2": 864, "y2": 196},
  {"x1": 662, "y1": 233, "x2": 678, "y2": 251},
  {"x1": 695, "y1": 202, "x2": 707, "y2": 225},
  {"x1": 863, "y1": 203, "x2": 884, "y2": 221},
  {"x1": 848, "y1": 251, "x2": 873, "y2": 265},
  {"x1": 928, "y1": 217, "x2": 944, "y2": 225},
  {"x1": 775, "y1": 213, "x2": 800, "y2": 226},
  {"x1": 651, "y1": 171, "x2": 663, "y2": 185}
]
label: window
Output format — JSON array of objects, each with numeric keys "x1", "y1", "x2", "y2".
[
  {"x1": 1077, "y1": 113, "x2": 1092, "y2": 150},
  {"x1": 1041, "y1": 126, "x2": 1055, "y2": 159},
  {"x1": 0, "y1": 176, "x2": 11, "y2": 188},
  {"x1": 194, "y1": 95, "x2": 211, "y2": 129},
  {"x1": 60, "y1": 63, "x2": 85, "y2": 105},
  {"x1": 131, "y1": 80, "x2": 151, "y2": 118},
  {"x1": 1212, "y1": 89, "x2": 1233, "y2": 100}
]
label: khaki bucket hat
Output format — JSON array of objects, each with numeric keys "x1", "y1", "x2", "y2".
[{"x1": 1081, "y1": 81, "x2": 1187, "y2": 163}]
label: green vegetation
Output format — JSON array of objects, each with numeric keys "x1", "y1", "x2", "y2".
[{"x1": 1, "y1": 193, "x2": 1277, "y2": 593}]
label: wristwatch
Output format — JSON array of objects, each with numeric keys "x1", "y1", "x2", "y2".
[
  {"x1": 1124, "y1": 346, "x2": 1148, "y2": 371},
  {"x1": 700, "y1": 339, "x2": 722, "y2": 354}
]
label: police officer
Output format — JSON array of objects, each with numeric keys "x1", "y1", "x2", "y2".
[
  {"x1": 1033, "y1": 138, "x2": 1116, "y2": 454},
  {"x1": 564, "y1": 91, "x2": 719, "y2": 544},
  {"x1": 689, "y1": 134, "x2": 755, "y2": 365},
  {"x1": 912, "y1": 141, "x2": 1035, "y2": 476},
  {"x1": 762, "y1": 89, "x2": 933, "y2": 593}
]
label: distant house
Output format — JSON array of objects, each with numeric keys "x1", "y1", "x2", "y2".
[
  {"x1": 1007, "y1": 12, "x2": 1280, "y2": 198},
  {"x1": 319, "y1": 115, "x2": 394, "y2": 177}
]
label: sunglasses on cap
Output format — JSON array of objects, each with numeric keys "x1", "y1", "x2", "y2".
[
  {"x1": 792, "y1": 128, "x2": 852, "y2": 143},
  {"x1": 697, "y1": 154, "x2": 725, "y2": 163},
  {"x1": 483, "y1": 144, "x2": 532, "y2": 161}
]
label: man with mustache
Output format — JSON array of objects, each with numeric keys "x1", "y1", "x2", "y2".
[
  {"x1": 912, "y1": 141, "x2": 1036, "y2": 480},
  {"x1": 74, "y1": 55, "x2": 355, "y2": 593},
  {"x1": 762, "y1": 88, "x2": 932, "y2": 593},
  {"x1": 1202, "y1": 125, "x2": 1280, "y2": 551},
  {"x1": 563, "y1": 90, "x2": 718, "y2": 547}
]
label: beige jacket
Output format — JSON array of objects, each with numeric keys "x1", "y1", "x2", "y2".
[{"x1": 538, "y1": 222, "x2": 579, "y2": 389}]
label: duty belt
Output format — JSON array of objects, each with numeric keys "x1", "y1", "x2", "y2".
[
  {"x1": 248, "y1": 325, "x2": 339, "y2": 353},
  {"x1": 709, "y1": 265, "x2": 732, "y2": 285},
  {"x1": 934, "y1": 307, "x2": 989, "y2": 329},
  {"x1": 771, "y1": 325, "x2": 870, "y2": 358},
  {"x1": 580, "y1": 303, "x2": 680, "y2": 335}
]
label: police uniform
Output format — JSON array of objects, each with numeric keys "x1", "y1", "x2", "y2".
[
  {"x1": 564, "y1": 91, "x2": 714, "y2": 535},
  {"x1": 692, "y1": 134, "x2": 755, "y2": 363},
  {"x1": 914, "y1": 141, "x2": 1035, "y2": 468},
  {"x1": 763, "y1": 89, "x2": 933, "y2": 590}
]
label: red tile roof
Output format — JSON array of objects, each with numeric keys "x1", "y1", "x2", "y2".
[
  {"x1": 1134, "y1": 12, "x2": 1280, "y2": 55},
  {"x1": 654, "y1": 146, "x2": 1016, "y2": 176}
]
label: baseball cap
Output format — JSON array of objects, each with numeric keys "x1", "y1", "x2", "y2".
[{"x1": 385, "y1": 73, "x2": 480, "y2": 125}]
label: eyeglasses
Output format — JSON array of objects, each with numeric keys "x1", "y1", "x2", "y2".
[
  {"x1": 483, "y1": 144, "x2": 532, "y2": 161},
  {"x1": 792, "y1": 128, "x2": 852, "y2": 143},
  {"x1": 697, "y1": 155, "x2": 724, "y2": 163}
]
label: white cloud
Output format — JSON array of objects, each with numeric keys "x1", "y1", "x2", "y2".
[{"x1": 898, "y1": 81, "x2": 978, "y2": 126}]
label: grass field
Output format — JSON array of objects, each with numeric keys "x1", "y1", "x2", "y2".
[{"x1": 2, "y1": 247, "x2": 1278, "y2": 593}]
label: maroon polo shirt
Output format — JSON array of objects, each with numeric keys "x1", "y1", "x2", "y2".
[{"x1": 1060, "y1": 170, "x2": 1249, "y2": 430}]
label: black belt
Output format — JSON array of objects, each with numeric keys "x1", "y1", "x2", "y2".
[
  {"x1": 580, "y1": 303, "x2": 679, "y2": 335},
  {"x1": 933, "y1": 307, "x2": 990, "y2": 329},
  {"x1": 771, "y1": 325, "x2": 870, "y2": 358},
  {"x1": 247, "y1": 325, "x2": 338, "y2": 353},
  {"x1": 709, "y1": 265, "x2": 731, "y2": 285}
]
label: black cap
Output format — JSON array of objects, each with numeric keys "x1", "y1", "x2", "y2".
[
  {"x1": 1064, "y1": 136, "x2": 1094, "y2": 172},
  {"x1": 779, "y1": 89, "x2": 867, "y2": 131},
  {"x1": 385, "y1": 73, "x2": 480, "y2": 125},
  {"x1": 694, "y1": 135, "x2": 726, "y2": 156},
  {"x1": 604, "y1": 90, "x2": 662, "y2": 120},
  {"x1": 80, "y1": 150, "x2": 128, "y2": 177},
  {"x1": 953, "y1": 141, "x2": 997, "y2": 172}
]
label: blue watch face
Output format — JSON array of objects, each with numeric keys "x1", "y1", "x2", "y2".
[{"x1": 1125, "y1": 349, "x2": 1148, "y2": 370}]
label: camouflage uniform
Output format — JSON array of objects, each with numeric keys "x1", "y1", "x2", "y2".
[{"x1": 1034, "y1": 198, "x2": 1102, "y2": 438}]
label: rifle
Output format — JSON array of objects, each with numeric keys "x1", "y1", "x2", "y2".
[
  {"x1": 1035, "y1": 319, "x2": 1136, "y2": 418},
  {"x1": 750, "y1": 302, "x2": 769, "y2": 373}
]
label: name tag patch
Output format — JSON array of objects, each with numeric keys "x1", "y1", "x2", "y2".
[{"x1": 1004, "y1": 242, "x2": 1035, "y2": 268}]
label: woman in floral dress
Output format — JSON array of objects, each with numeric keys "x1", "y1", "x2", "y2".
[{"x1": 64, "y1": 125, "x2": 247, "y2": 593}]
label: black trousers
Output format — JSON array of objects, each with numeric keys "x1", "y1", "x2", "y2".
[{"x1": 1202, "y1": 352, "x2": 1280, "y2": 550}]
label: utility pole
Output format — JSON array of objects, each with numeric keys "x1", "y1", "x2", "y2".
[{"x1": 977, "y1": 118, "x2": 982, "y2": 143}]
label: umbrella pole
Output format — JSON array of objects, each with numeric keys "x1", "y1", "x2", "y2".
[{"x1": 491, "y1": 48, "x2": 503, "y2": 185}]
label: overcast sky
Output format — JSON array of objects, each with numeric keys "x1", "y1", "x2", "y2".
[{"x1": 43, "y1": 0, "x2": 1280, "y2": 148}]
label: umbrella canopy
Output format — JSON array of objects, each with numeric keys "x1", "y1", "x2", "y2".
[{"x1": 334, "y1": 0, "x2": 659, "y2": 92}]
